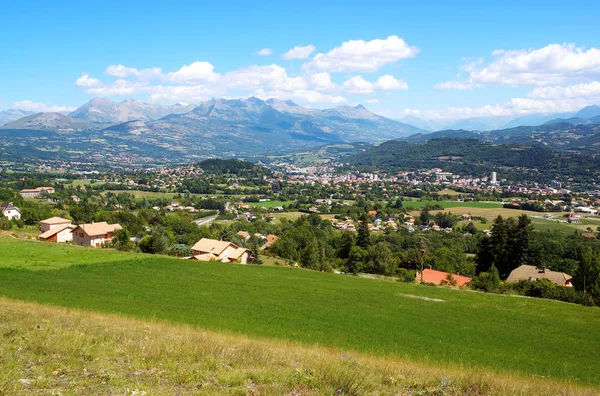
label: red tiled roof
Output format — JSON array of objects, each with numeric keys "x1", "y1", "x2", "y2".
[{"x1": 417, "y1": 268, "x2": 472, "y2": 287}]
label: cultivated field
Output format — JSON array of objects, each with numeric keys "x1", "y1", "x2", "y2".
[
  {"x1": 1, "y1": 298, "x2": 596, "y2": 395},
  {"x1": 0, "y1": 237, "x2": 599, "y2": 387}
]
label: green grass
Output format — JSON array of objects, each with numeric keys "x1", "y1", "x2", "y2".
[
  {"x1": 248, "y1": 200, "x2": 295, "y2": 208},
  {"x1": 402, "y1": 201, "x2": 503, "y2": 210},
  {"x1": 0, "y1": 237, "x2": 599, "y2": 386}
]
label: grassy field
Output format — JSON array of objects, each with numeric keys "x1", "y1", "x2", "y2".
[
  {"x1": 1, "y1": 298, "x2": 595, "y2": 395},
  {"x1": 403, "y1": 201, "x2": 503, "y2": 210},
  {"x1": 0, "y1": 237, "x2": 599, "y2": 387},
  {"x1": 248, "y1": 200, "x2": 296, "y2": 208}
]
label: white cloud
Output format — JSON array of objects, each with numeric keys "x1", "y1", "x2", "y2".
[
  {"x1": 255, "y1": 48, "x2": 273, "y2": 56},
  {"x1": 105, "y1": 64, "x2": 162, "y2": 80},
  {"x1": 283, "y1": 45, "x2": 316, "y2": 60},
  {"x1": 12, "y1": 100, "x2": 76, "y2": 113},
  {"x1": 528, "y1": 81, "x2": 600, "y2": 99},
  {"x1": 304, "y1": 35, "x2": 418, "y2": 72},
  {"x1": 223, "y1": 64, "x2": 306, "y2": 91},
  {"x1": 165, "y1": 62, "x2": 220, "y2": 84},
  {"x1": 308, "y1": 72, "x2": 336, "y2": 90},
  {"x1": 366, "y1": 99, "x2": 380, "y2": 104},
  {"x1": 252, "y1": 88, "x2": 346, "y2": 104},
  {"x1": 436, "y1": 43, "x2": 600, "y2": 89},
  {"x1": 149, "y1": 84, "x2": 222, "y2": 103},
  {"x1": 343, "y1": 76, "x2": 374, "y2": 94},
  {"x1": 76, "y1": 73, "x2": 101, "y2": 87},
  {"x1": 86, "y1": 79, "x2": 149, "y2": 96},
  {"x1": 434, "y1": 81, "x2": 477, "y2": 90},
  {"x1": 374, "y1": 74, "x2": 408, "y2": 90}
]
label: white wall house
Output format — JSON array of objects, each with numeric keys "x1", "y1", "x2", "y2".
[{"x1": 1, "y1": 202, "x2": 21, "y2": 221}]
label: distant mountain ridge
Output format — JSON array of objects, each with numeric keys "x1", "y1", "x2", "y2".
[
  {"x1": 69, "y1": 97, "x2": 196, "y2": 124},
  {"x1": 0, "y1": 109, "x2": 35, "y2": 126},
  {"x1": 2, "y1": 112, "x2": 93, "y2": 131}
]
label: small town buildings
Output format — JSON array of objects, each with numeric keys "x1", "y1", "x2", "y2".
[
  {"x1": 20, "y1": 187, "x2": 55, "y2": 198},
  {"x1": 236, "y1": 230, "x2": 251, "y2": 241},
  {"x1": 417, "y1": 268, "x2": 472, "y2": 287},
  {"x1": 72, "y1": 222, "x2": 122, "y2": 247},
  {"x1": 0, "y1": 202, "x2": 21, "y2": 221},
  {"x1": 40, "y1": 216, "x2": 72, "y2": 233},
  {"x1": 506, "y1": 265, "x2": 573, "y2": 287},
  {"x1": 190, "y1": 238, "x2": 250, "y2": 263}
]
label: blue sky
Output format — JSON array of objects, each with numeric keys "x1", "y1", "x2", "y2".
[{"x1": 1, "y1": 0, "x2": 599, "y2": 121}]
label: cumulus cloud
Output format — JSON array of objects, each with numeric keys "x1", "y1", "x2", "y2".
[
  {"x1": 149, "y1": 84, "x2": 222, "y2": 103},
  {"x1": 76, "y1": 73, "x2": 101, "y2": 87},
  {"x1": 343, "y1": 76, "x2": 374, "y2": 94},
  {"x1": 252, "y1": 88, "x2": 346, "y2": 104},
  {"x1": 304, "y1": 35, "x2": 418, "y2": 72},
  {"x1": 373, "y1": 74, "x2": 408, "y2": 90},
  {"x1": 86, "y1": 79, "x2": 149, "y2": 96},
  {"x1": 165, "y1": 62, "x2": 220, "y2": 84},
  {"x1": 436, "y1": 43, "x2": 600, "y2": 89},
  {"x1": 105, "y1": 64, "x2": 162, "y2": 80},
  {"x1": 255, "y1": 48, "x2": 273, "y2": 56},
  {"x1": 223, "y1": 64, "x2": 306, "y2": 91},
  {"x1": 12, "y1": 100, "x2": 76, "y2": 113},
  {"x1": 343, "y1": 74, "x2": 408, "y2": 94},
  {"x1": 283, "y1": 44, "x2": 316, "y2": 60},
  {"x1": 528, "y1": 81, "x2": 600, "y2": 99},
  {"x1": 308, "y1": 72, "x2": 336, "y2": 90}
]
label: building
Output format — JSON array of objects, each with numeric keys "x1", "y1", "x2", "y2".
[
  {"x1": 39, "y1": 216, "x2": 72, "y2": 233},
  {"x1": 506, "y1": 265, "x2": 573, "y2": 287},
  {"x1": 72, "y1": 222, "x2": 122, "y2": 247},
  {"x1": 39, "y1": 224, "x2": 77, "y2": 243},
  {"x1": 190, "y1": 238, "x2": 250, "y2": 263},
  {"x1": 416, "y1": 268, "x2": 472, "y2": 287},
  {"x1": 491, "y1": 172, "x2": 497, "y2": 184},
  {"x1": 0, "y1": 202, "x2": 21, "y2": 221},
  {"x1": 20, "y1": 187, "x2": 55, "y2": 198}
]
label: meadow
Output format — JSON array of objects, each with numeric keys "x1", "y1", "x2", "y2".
[
  {"x1": 1, "y1": 298, "x2": 595, "y2": 395},
  {"x1": 0, "y1": 237, "x2": 599, "y2": 387}
]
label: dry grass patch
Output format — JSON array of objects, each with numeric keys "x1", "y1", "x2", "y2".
[{"x1": 0, "y1": 298, "x2": 596, "y2": 395}]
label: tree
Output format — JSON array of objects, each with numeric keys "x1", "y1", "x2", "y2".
[
  {"x1": 112, "y1": 228, "x2": 131, "y2": 251},
  {"x1": 338, "y1": 231, "x2": 355, "y2": 259},
  {"x1": 419, "y1": 207, "x2": 431, "y2": 226},
  {"x1": 345, "y1": 246, "x2": 367, "y2": 275},
  {"x1": 356, "y1": 214, "x2": 371, "y2": 249}
]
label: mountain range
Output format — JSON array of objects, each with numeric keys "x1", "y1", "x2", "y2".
[{"x1": 399, "y1": 105, "x2": 600, "y2": 132}]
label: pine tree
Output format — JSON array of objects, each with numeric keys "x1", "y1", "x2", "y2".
[{"x1": 356, "y1": 214, "x2": 371, "y2": 249}]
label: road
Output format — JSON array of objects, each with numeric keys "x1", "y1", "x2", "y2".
[{"x1": 193, "y1": 215, "x2": 218, "y2": 227}]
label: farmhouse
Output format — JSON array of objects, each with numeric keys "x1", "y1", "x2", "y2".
[
  {"x1": 72, "y1": 222, "x2": 122, "y2": 247},
  {"x1": 40, "y1": 216, "x2": 72, "y2": 233},
  {"x1": 506, "y1": 265, "x2": 573, "y2": 287},
  {"x1": 39, "y1": 217, "x2": 75, "y2": 243},
  {"x1": 20, "y1": 187, "x2": 55, "y2": 198},
  {"x1": 0, "y1": 202, "x2": 21, "y2": 221},
  {"x1": 190, "y1": 238, "x2": 250, "y2": 263},
  {"x1": 417, "y1": 268, "x2": 472, "y2": 287}
]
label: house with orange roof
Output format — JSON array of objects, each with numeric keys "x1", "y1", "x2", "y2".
[
  {"x1": 72, "y1": 222, "x2": 122, "y2": 247},
  {"x1": 416, "y1": 268, "x2": 472, "y2": 287}
]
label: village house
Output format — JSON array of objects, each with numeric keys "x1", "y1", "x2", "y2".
[
  {"x1": 40, "y1": 216, "x2": 72, "y2": 233},
  {"x1": 39, "y1": 216, "x2": 76, "y2": 243},
  {"x1": 72, "y1": 222, "x2": 122, "y2": 247},
  {"x1": 506, "y1": 265, "x2": 573, "y2": 287},
  {"x1": 260, "y1": 234, "x2": 279, "y2": 250},
  {"x1": 20, "y1": 187, "x2": 55, "y2": 198},
  {"x1": 190, "y1": 238, "x2": 250, "y2": 263},
  {"x1": 417, "y1": 268, "x2": 472, "y2": 287},
  {"x1": 0, "y1": 202, "x2": 21, "y2": 221}
]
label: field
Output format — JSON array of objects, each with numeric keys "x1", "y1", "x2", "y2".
[
  {"x1": 0, "y1": 237, "x2": 599, "y2": 388},
  {"x1": 403, "y1": 200, "x2": 504, "y2": 210},
  {"x1": 248, "y1": 200, "x2": 296, "y2": 208},
  {"x1": 4, "y1": 299, "x2": 595, "y2": 395}
]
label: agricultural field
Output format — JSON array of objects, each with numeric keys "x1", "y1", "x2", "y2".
[
  {"x1": 402, "y1": 200, "x2": 504, "y2": 210},
  {"x1": 247, "y1": 200, "x2": 296, "y2": 208},
  {"x1": 0, "y1": 237, "x2": 599, "y2": 388}
]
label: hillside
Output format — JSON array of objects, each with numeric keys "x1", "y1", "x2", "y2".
[
  {"x1": 1, "y1": 237, "x2": 599, "y2": 387},
  {"x1": 347, "y1": 138, "x2": 600, "y2": 183},
  {"x1": 1, "y1": 112, "x2": 94, "y2": 131},
  {"x1": 0, "y1": 109, "x2": 35, "y2": 126},
  {"x1": 4, "y1": 298, "x2": 594, "y2": 395}
]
